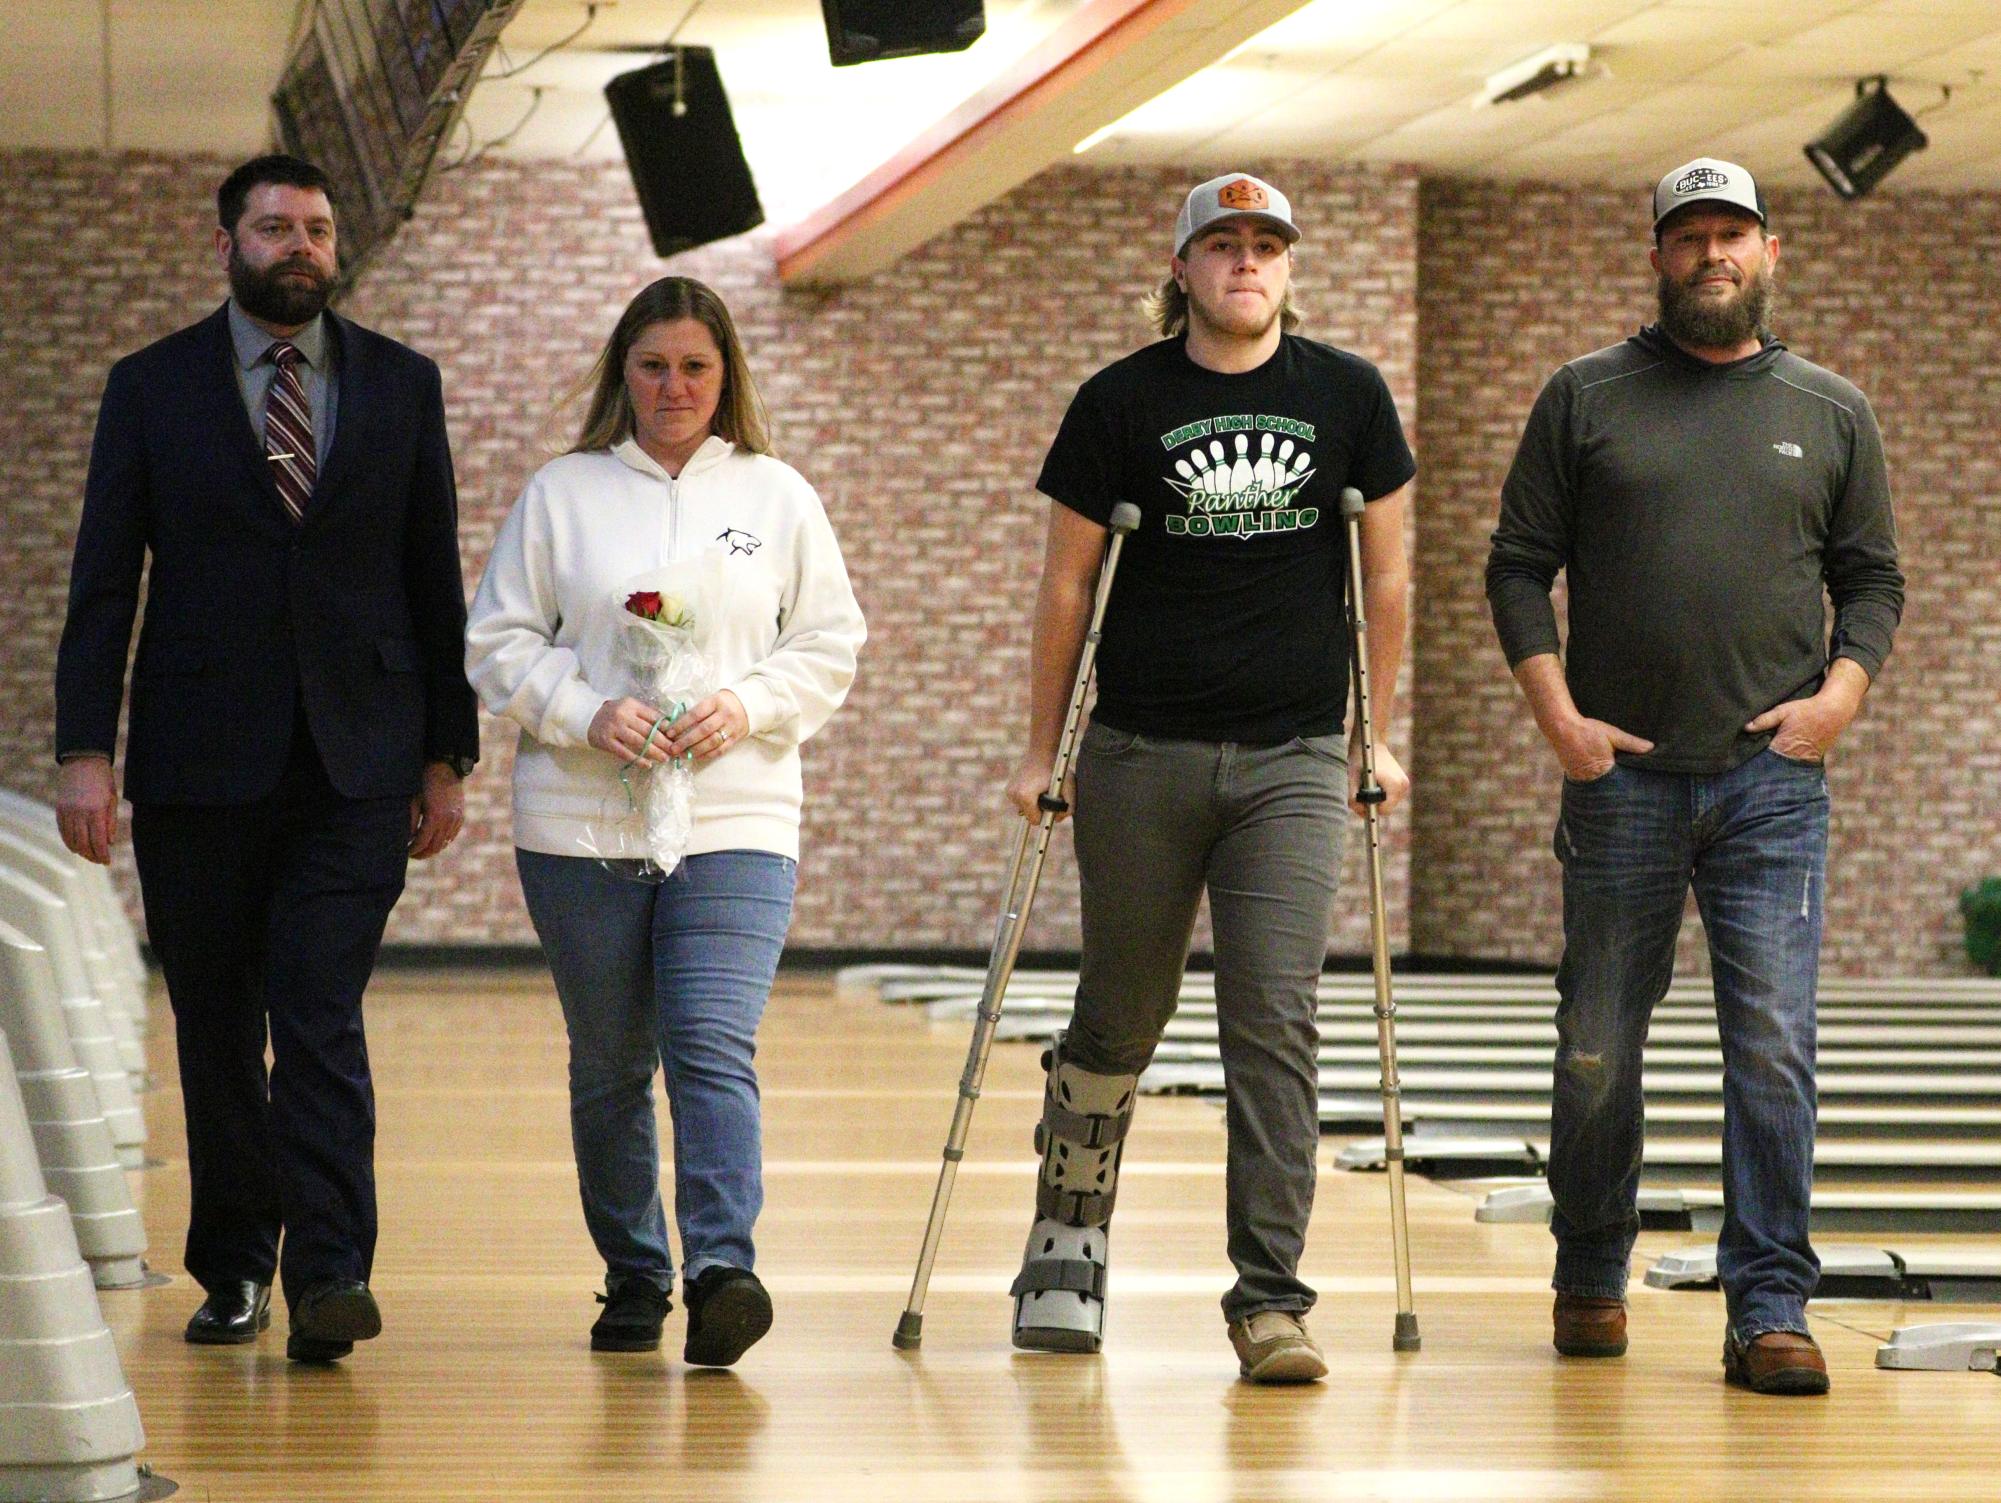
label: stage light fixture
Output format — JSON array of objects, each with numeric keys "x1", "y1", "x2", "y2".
[
  {"x1": 1805, "y1": 77, "x2": 1928, "y2": 200},
  {"x1": 822, "y1": 1, "x2": 985, "y2": 67}
]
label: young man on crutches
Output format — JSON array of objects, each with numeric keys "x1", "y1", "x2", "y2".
[{"x1": 1005, "y1": 174, "x2": 1416, "y2": 1382}]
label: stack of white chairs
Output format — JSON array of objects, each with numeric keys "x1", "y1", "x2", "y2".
[
  {"x1": 0, "y1": 793, "x2": 153, "y2": 1498},
  {"x1": 0, "y1": 922, "x2": 145, "y2": 1290},
  {"x1": 0, "y1": 1027, "x2": 146, "y2": 1501},
  {"x1": 0, "y1": 792, "x2": 153, "y2": 1061},
  {"x1": 0, "y1": 830, "x2": 145, "y2": 1084},
  {"x1": 0, "y1": 797, "x2": 147, "y2": 1159}
]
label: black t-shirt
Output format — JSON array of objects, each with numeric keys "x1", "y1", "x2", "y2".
[{"x1": 1037, "y1": 334, "x2": 1415, "y2": 742}]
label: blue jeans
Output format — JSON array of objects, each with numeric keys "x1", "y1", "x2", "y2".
[
  {"x1": 1548, "y1": 748, "x2": 1829, "y2": 1340},
  {"x1": 516, "y1": 849, "x2": 796, "y2": 1291}
]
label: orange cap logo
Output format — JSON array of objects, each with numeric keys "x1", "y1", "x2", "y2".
[{"x1": 1218, "y1": 178, "x2": 1269, "y2": 210}]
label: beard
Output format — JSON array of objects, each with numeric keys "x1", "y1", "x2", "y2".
[
  {"x1": 1657, "y1": 258, "x2": 1774, "y2": 350},
  {"x1": 1186, "y1": 281, "x2": 1282, "y2": 341},
  {"x1": 228, "y1": 243, "x2": 335, "y2": 326}
]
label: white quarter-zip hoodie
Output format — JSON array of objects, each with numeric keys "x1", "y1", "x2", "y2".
[{"x1": 466, "y1": 436, "x2": 865, "y2": 859}]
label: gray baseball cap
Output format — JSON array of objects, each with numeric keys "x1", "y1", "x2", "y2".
[
  {"x1": 1174, "y1": 173, "x2": 1299, "y2": 256},
  {"x1": 1653, "y1": 157, "x2": 1766, "y2": 233}
]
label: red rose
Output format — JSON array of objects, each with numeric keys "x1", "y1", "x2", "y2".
[{"x1": 626, "y1": 590, "x2": 663, "y2": 619}]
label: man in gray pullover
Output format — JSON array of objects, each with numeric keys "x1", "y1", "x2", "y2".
[{"x1": 1486, "y1": 158, "x2": 1904, "y2": 1396}]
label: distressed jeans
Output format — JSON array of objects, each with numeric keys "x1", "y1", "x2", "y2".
[
  {"x1": 516, "y1": 849, "x2": 796, "y2": 1291},
  {"x1": 1548, "y1": 747, "x2": 1829, "y2": 1339},
  {"x1": 1065, "y1": 720, "x2": 1349, "y2": 1323}
]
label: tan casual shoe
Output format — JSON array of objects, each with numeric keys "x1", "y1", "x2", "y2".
[
  {"x1": 1723, "y1": 1329, "x2": 1830, "y2": 1395},
  {"x1": 1229, "y1": 1310, "x2": 1328, "y2": 1384},
  {"x1": 1552, "y1": 1293, "x2": 1628, "y2": 1357}
]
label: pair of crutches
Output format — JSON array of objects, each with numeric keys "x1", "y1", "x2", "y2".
[{"x1": 893, "y1": 487, "x2": 1418, "y2": 1353}]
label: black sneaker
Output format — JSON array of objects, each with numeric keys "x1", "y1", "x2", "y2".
[
  {"x1": 683, "y1": 1267, "x2": 772, "y2": 1367},
  {"x1": 591, "y1": 1276, "x2": 672, "y2": 1352}
]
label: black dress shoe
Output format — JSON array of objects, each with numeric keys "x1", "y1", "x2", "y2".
[
  {"x1": 185, "y1": 1281, "x2": 272, "y2": 1345},
  {"x1": 287, "y1": 1279, "x2": 381, "y2": 1363},
  {"x1": 286, "y1": 1333, "x2": 355, "y2": 1364},
  {"x1": 683, "y1": 1267, "x2": 771, "y2": 1367}
]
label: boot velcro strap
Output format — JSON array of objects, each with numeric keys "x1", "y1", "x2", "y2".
[
  {"x1": 1042, "y1": 1100, "x2": 1134, "y2": 1150},
  {"x1": 1037, "y1": 1183, "x2": 1116, "y2": 1226},
  {"x1": 1010, "y1": 1258, "x2": 1108, "y2": 1300}
]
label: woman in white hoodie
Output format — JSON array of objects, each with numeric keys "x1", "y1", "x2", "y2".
[{"x1": 465, "y1": 278, "x2": 864, "y2": 1365}]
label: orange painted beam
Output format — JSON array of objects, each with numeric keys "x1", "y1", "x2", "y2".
[{"x1": 773, "y1": 0, "x2": 1310, "y2": 286}]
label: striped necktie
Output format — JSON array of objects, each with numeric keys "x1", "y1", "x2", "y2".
[{"x1": 264, "y1": 341, "x2": 315, "y2": 525}]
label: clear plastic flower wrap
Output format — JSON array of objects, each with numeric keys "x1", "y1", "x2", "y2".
[{"x1": 581, "y1": 556, "x2": 722, "y2": 880}]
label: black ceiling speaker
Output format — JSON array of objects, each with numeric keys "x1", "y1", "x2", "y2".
[
  {"x1": 822, "y1": 1, "x2": 985, "y2": 67},
  {"x1": 605, "y1": 48, "x2": 763, "y2": 258},
  {"x1": 1804, "y1": 77, "x2": 1928, "y2": 200}
]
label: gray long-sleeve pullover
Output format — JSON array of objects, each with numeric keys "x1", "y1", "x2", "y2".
[{"x1": 1487, "y1": 325, "x2": 1904, "y2": 774}]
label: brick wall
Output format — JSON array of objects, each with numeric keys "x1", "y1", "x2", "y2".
[
  {"x1": 1412, "y1": 178, "x2": 2001, "y2": 977},
  {"x1": 0, "y1": 153, "x2": 230, "y2": 935},
  {"x1": 2, "y1": 150, "x2": 1990, "y2": 972},
  {"x1": 0, "y1": 151, "x2": 1418, "y2": 957}
]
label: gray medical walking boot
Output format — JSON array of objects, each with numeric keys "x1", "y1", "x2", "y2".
[{"x1": 1010, "y1": 1037, "x2": 1138, "y2": 1353}]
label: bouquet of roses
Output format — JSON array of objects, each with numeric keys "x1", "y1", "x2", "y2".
[{"x1": 582, "y1": 560, "x2": 720, "y2": 879}]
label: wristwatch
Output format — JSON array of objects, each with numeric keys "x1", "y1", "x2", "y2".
[{"x1": 434, "y1": 753, "x2": 478, "y2": 779}]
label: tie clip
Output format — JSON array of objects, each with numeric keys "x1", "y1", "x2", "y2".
[{"x1": 267, "y1": 451, "x2": 296, "y2": 462}]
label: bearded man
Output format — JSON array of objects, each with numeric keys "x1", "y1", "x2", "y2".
[
  {"x1": 55, "y1": 154, "x2": 479, "y2": 1362},
  {"x1": 1486, "y1": 158, "x2": 1904, "y2": 1395},
  {"x1": 1003, "y1": 173, "x2": 1415, "y2": 1382}
]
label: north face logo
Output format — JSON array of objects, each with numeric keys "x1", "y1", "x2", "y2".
[
  {"x1": 1218, "y1": 178, "x2": 1268, "y2": 210},
  {"x1": 1675, "y1": 167, "x2": 1729, "y2": 196}
]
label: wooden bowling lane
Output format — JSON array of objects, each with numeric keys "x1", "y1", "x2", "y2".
[{"x1": 98, "y1": 968, "x2": 2001, "y2": 1502}]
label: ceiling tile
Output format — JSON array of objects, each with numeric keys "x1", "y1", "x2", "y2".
[
  {"x1": 0, "y1": 0, "x2": 104, "y2": 149},
  {"x1": 1230, "y1": 0, "x2": 1461, "y2": 61},
  {"x1": 1396, "y1": 0, "x2": 1655, "y2": 44},
  {"x1": 7, "y1": 0, "x2": 2000, "y2": 215},
  {"x1": 1737, "y1": 10, "x2": 2001, "y2": 82}
]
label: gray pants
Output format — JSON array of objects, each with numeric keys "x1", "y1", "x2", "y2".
[{"x1": 1066, "y1": 718, "x2": 1348, "y2": 1321}]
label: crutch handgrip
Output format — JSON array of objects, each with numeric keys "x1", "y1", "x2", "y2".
[
  {"x1": 1037, "y1": 793, "x2": 1070, "y2": 815},
  {"x1": 1344, "y1": 485, "x2": 1387, "y2": 807}
]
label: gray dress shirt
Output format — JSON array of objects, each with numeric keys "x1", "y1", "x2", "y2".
[{"x1": 229, "y1": 299, "x2": 338, "y2": 474}]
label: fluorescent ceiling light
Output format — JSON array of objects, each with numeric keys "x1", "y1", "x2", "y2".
[
  {"x1": 1073, "y1": 119, "x2": 1121, "y2": 154},
  {"x1": 1479, "y1": 43, "x2": 1591, "y2": 108}
]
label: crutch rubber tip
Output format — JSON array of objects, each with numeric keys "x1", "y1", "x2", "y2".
[
  {"x1": 1393, "y1": 1313, "x2": 1421, "y2": 1352},
  {"x1": 892, "y1": 1311, "x2": 924, "y2": 1350}
]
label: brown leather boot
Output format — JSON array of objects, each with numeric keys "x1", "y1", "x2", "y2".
[
  {"x1": 1723, "y1": 1330, "x2": 1830, "y2": 1395},
  {"x1": 1552, "y1": 1293, "x2": 1628, "y2": 1357}
]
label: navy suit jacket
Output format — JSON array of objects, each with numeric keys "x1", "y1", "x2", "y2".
[{"x1": 56, "y1": 303, "x2": 479, "y2": 804}]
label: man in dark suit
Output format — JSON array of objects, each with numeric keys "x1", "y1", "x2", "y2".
[{"x1": 54, "y1": 154, "x2": 479, "y2": 1363}]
